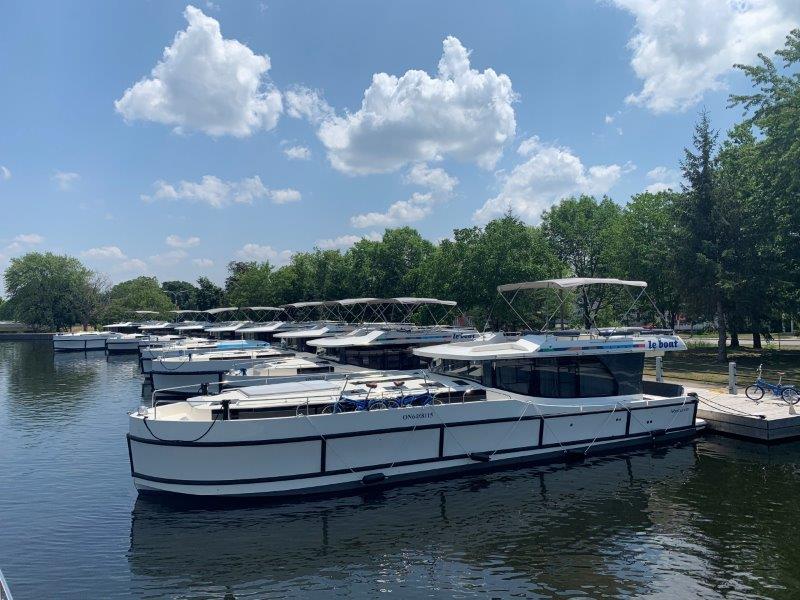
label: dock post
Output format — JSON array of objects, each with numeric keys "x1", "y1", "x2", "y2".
[
  {"x1": 655, "y1": 356, "x2": 663, "y2": 382},
  {"x1": 728, "y1": 361, "x2": 737, "y2": 395}
]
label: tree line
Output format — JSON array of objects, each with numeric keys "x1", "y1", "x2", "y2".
[{"x1": 2, "y1": 31, "x2": 798, "y2": 362}]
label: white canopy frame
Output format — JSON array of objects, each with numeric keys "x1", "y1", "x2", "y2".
[{"x1": 495, "y1": 278, "x2": 657, "y2": 336}]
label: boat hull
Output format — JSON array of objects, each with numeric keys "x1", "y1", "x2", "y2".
[
  {"x1": 53, "y1": 336, "x2": 110, "y2": 351},
  {"x1": 128, "y1": 396, "x2": 701, "y2": 498}
]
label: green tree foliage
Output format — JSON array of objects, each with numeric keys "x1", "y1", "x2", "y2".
[
  {"x1": 613, "y1": 191, "x2": 682, "y2": 326},
  {"x1": 101, "y1": 276, "x2": 174, "y2": 323},
  {"x1": 421, "y1": 215, "x2": 560, "y2": 329},
  {"x1": 675, "y1": 111, "x2": 730, "y2": 361},
  {"x1": 225, "y1": 262, "x2": 274, "y2": 306},
  {"x1": 161, "y1": 280, "x2": 199, "y2": 310},
  {"x1": 731, "y1": 28, "x2": 800, "y2": 314},
  {"x1": 195, "y1": 276, "x2": 226, "y2": 310},
  {"x1": 3, "y1": 252, "x2": 101, "y2": 330},
  {"x1": 542, "y1": 196, "x2": 623, "y2": 327}
]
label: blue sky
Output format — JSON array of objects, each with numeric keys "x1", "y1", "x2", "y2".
[{"x1": 1, "y1": 0, "x2": 798, "y2": 291}]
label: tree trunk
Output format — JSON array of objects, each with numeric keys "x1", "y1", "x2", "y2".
[
  {"x1": 716, "y1": 299, "x2": 727, "y2": 363},
  {"x1": 752, "y1": 313, "x2": 762, "y2": 350},
  {"x1": 730, "y1": 316, "x2": 740, "y2": 348}
]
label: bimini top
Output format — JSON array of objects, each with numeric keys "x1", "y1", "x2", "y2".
[
  {"x1": 335, "y1": 298, "x2": 386, "y2": 306},
  {"x1": 169, "y1": 309, "x2": 202, "y2": 315},
  {"x1": 204, "y1": 307, "x2": 239, "y2": 315},
  {"x1": 243, "y1": 306, "x2": 283, "y2": 311},
  {"x1": 497, "y1": 278, "x2": 647, "y2": 293},
  {"x1": 134, "y1": 310, "x2": 160, "y2": 315},
  {"x1": 391, "y1": 297, "x2": 457, "y2": 306},
  {"x1": 281, "y1": 301, "x2": 326, "y2": 309}
]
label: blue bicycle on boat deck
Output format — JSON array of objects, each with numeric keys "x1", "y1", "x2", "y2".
[{"x1": 745, "y1": 364, "x2": 799, "y2": 404}]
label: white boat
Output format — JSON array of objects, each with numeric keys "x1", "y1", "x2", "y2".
[
  {"x1": 127, "y1": 278, "x2": 703, "y2": 498},
  {"x1": 149, "y1": 347, "x2": 293, "y2": 395},
  {"x1": 139, "y1": 339, "x2": 267, "y2": 375},
  {"x1": 53, "y1": 331, "x2": 119, "y2": 352},
  {"x1": 106, "y1": 333, "x2": 152, "y2": 353},
  {"x1": 275, "y1": 322, "x2": 355, "y2": 352},
  {"x1": 221, "y1": 355, "x2": 373, "y2": 389}
]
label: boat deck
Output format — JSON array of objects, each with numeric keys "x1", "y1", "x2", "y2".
[{"x1": 688, "y1": 385, "x2": 800, "y2": 442}]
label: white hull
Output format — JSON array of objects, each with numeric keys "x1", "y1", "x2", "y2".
[
  {"x1": 53, "y1": 336, "x2": 111, "y2": 351},
  {"x1": 107, "y1": 339, "x2": 147, "y2": 353},
  {"x1": 128, "y1": 395, "x2": 700, "y2": 497}
]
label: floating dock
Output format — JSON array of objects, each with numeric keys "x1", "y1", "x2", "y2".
[{"x1": 687, "y1": 385, "x2": 800, "y2": 442}]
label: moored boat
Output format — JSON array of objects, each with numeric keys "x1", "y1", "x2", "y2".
[
  {"x1": 53, "y1": 331, "x2": 119, "y2": 352},
  {"x1": 127, "y1": 278, "x2": 703, "y2": 498}
]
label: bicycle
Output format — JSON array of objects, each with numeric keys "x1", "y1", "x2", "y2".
[
  {"x1": 745, "y1": 364, "x2": 799, "y2": 404},
  {"x1": 322, "y1": 382, "x2": 393, "y2": 413}
]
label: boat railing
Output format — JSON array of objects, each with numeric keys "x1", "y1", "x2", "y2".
[{"x1": 147, "y1": 370, "x2": 491, "y2": 418}]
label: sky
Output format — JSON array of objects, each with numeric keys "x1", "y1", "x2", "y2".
[{"x1": 0, "y1": 0, "x2": 798, "y2": 292}]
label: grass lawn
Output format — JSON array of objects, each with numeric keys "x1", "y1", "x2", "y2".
[{"x1": 645, "y1": 347, "x2": 800, "y2": 386}]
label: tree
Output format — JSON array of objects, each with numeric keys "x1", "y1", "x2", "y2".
[
  {"x1": 420, "y1": 215, "x2": 560, "y2": 329},
  {"x1": 730, "y1": 28, "x2": 800, "y2": 325},
  {"x1": 613, "y1": 191, "x2": 683, "y2": 327},
  {"x1": 101, "y1": 276, "x2": 174, "y2": 323},
  {"x1": 3, "y1": 252, "x2": 101, "y2": 330},
  {"x1": 161, "y1": 280, "x2": 198, "y2": 310},
  {"x1": 542, "y1": 195, "x2": 623, "y2": 328},
  {"x1": 675, "y1": 110, "x2": 730, "y2": 362},
  {"x1": 194, "y1": 276, "x2": 226, "y2": 310},
  {"x1": 226, "y1": 262, "x2": 274, "y2": 306}
]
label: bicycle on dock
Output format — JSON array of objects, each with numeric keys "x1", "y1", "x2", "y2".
[{"x1": 745, "y1": 364, "x2": 799, "y2": 404}]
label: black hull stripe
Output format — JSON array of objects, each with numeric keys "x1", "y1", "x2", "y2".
[
  {"x1": 129, "y1": 400, "x2": 695, "y2": 447},
  {"x1": 131, "y1": 425, "x2": 698, "y2": 487}
]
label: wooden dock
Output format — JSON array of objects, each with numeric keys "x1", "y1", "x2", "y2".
[{"x1": 687, "y1": 385, "x2": 800, "y2": 442}]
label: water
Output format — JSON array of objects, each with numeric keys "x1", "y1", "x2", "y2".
[{"x1": 0, "y1": 342, "x2": 799, "y2": 599}]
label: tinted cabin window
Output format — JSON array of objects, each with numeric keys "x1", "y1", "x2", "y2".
[
  {"x1": 600, "y1": 354, "x2": 643, "y2": 395},
  {"x1": 491, "y1": 355, "x2": 643, "y2": 398},
  {"x1": 578, "y1": 356, "x2": 616, "y2": 397}
]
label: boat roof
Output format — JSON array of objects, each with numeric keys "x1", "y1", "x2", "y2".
[
  {"x1": 204, "y1": 321, "x2": 248, "y2": 332},
  {"x1": 204, "y1": 307, "x2": 239, "y2": 315},
  {"x1": 243, "y1": 306, "x2": 282, "y2": 311},
  {"x1": 497, "y1": 278, "x2": 647, "y2": 293},
  {"x1": 238, "y1": 321, "x2": 286, "y2": 333},
  {"x1": 414, "y1": 332, "x2": 685, "y2": 360},
  {"x1": 169, "y1": 309, "x2": 202, "y2": 315},
  {"x1": 134, "y1": 310, "x2": 160, "y2": 315}
]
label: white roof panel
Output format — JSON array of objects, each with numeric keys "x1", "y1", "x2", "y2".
[{"x1": 497, "y1": 278, "x2": 647, "y2": 293}]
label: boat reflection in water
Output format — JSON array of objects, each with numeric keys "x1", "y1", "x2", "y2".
[{"x1": 128, "y1": 442, "x2": 704, "y2": 598}]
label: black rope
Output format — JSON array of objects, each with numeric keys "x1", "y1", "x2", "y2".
[{"x1": 142, "y1": 410, "x2": 221, "y2": 443}]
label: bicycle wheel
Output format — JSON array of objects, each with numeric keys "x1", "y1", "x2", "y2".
[
  {"x1": 321, "y1": 404, "x2": 336, "y2": 414},
  {"x1": 782, "y1": 387, "x2": 800, "y2": 405},
  {"x1": 369, "y1": 401, "x2": 389, "y2": 410},
  {"x1": 745, "y1": 385, "x2": 764, "y2": 401}
]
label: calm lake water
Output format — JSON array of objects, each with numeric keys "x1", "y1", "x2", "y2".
[{"x1": 1, "y1": 341, "x2": 799, "y2": 599}]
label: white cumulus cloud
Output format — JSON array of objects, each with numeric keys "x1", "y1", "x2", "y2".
[
  {"x1": 645, "y1": 165, "x2": 682, "y2": 192},
  {"x1": 82, "y1": 246, "x2": 127, "y2": 260},
  {"x1": 149, "y1": 249, "x2": 188, "y2": 266},
  {"x1": 268, "y1": 188, "x2": 301, "y2": 204},
  {"x1": 350, "y1": 163, "x2": 458, "y2": 228},
  {"x1": 313, "y1": 36, "x2": 516, "y2": 175},
  {"x1": 13, "y1": 233, "x2": 44, "y2": 244},
  {"x1": 120, "y1": 258, "x2": 148, "y2": 272},
  {"x1": 315, "y1": 232, "x2": 383, "y2": 250},
  {"x1": 285, "y1": 86, "x2": 334, "y2": 123},
  {"x1": 115, "y1": 5, "x2": 282, "y2": 136},
  {"x1": 141, "y1": 175, "x2": 298, "y2": 207},
  {"x1": 0, "y1": 166, "x2": 10, "y2": 180},
  {"x1": 283, "y1": 145, "x2": 311, "y2": 160},
  {"x1": 53, "y1": 171, "x2": 80, "y2": 190},
  {"x1": 166, "y1": 234, "x2": 200, "y2": 248},
  {"x1": 473, "y1": 136, "x2": 623, "y2": 224},
  {"x1": 192, "y1": 257, "x2": 214, "y2": 267},
  {"x1": 612, "y1": 0, "x2": 800, "y2": 113},
  {"x1": 236, "y1": 243, "x2": 294, "y2": 264}
]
